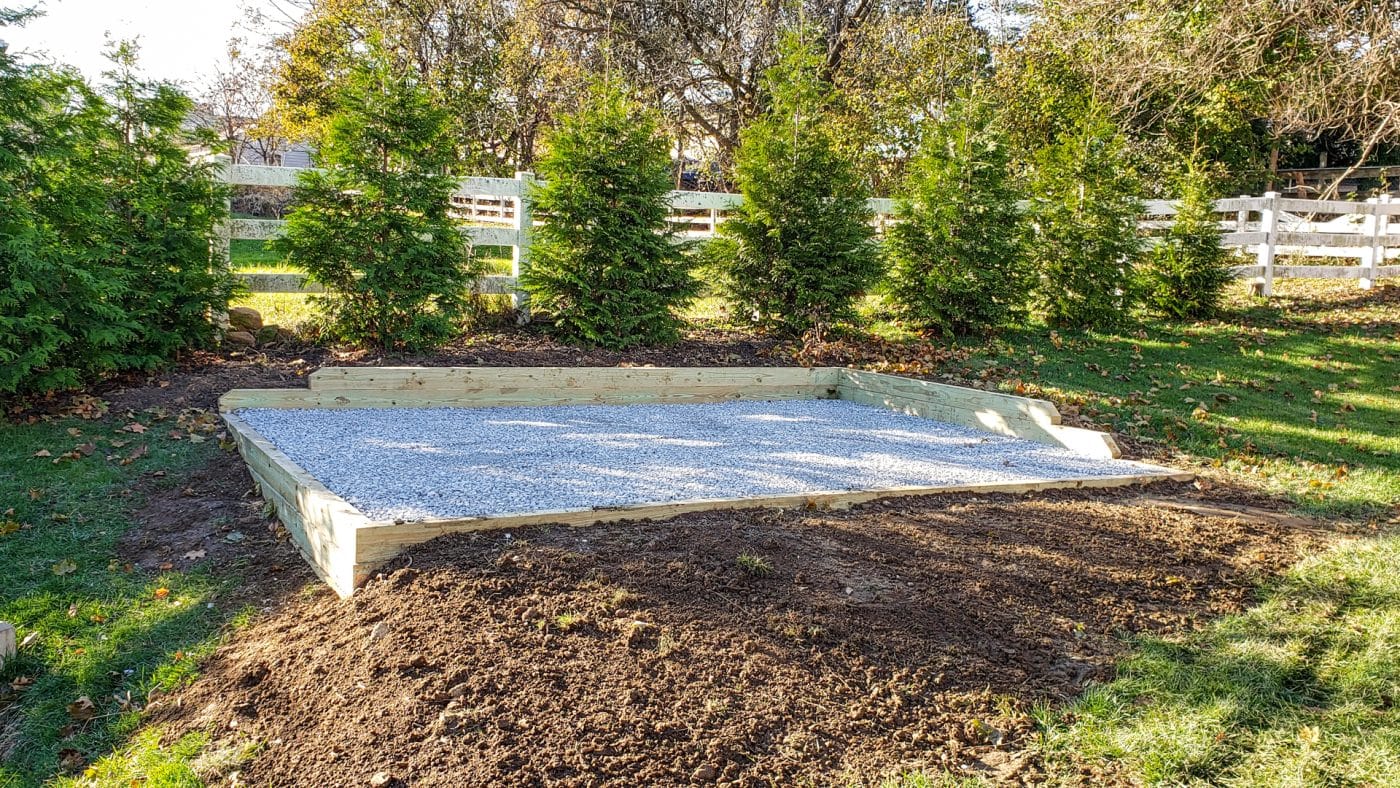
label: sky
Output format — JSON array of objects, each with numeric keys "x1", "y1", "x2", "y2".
[{"x1": 2, "y1": 0, "x2": 301, "y2": 87}]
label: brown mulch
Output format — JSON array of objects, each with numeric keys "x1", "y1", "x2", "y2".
[
  {"x1": 99, "y1": 327, "x2": 789, "y2": 414},
  {"x1": 148, "y1": 484, "x2": 1326, "y2": 786}
]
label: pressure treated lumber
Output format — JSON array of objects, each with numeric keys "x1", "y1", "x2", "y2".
[
  {"x1": 223, "y1": 412, "x2": 367, "y2": 596},
  {"x1": 220, "y1": 366, "x2": 1179, "y2": 597},
  {"x1": 837, "y1": 369, "x2": 1122, "y2": 459},
  {"x1": 0, "y1": 622, "x2": 15, "y2": 669},
  {"x1": 306, "y1": 366, "x2": 841, "y2": 392}
]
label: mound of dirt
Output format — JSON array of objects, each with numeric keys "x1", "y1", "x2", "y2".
[{"x1": 151, "y1": 486, "x2": 1321, "y2": 785}]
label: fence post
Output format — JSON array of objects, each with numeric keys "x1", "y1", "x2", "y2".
[
  {"x1": 1253, "y1": 191, "x2": 1280, "y2": 297},
  {"x1": 214, "y1": 154, "x2": 233, "y2": 330},
  {"x1": 1361, "y1": 195, "x2": 1389, "y2": 290},
  {"x1": 512, "y1": 171, "x2": 535, "y2": 323},
  {"x1": 1235, "y1": 194, "x2": 1249, "y2": 250}
]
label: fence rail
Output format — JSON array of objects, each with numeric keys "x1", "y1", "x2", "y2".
[{"x1": 220, "y1": 164, "x2": 1398, "y2": 304}]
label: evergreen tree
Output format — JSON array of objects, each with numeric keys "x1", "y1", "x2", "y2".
[
  {"x1": 99, "y1": 42, "x2": 236, "y2": 363},
  {"x1": 0, "y1": 11, "x2": 135, "y2": 394},
  {"x1": 1141, "y1": 162, "x2": 1233, "y2": 319},
  {"x1": 712, "y1": 28, "x2": 880, "y2": 336},
  {"x1": 1026, "y1": 105, "x2": 1143, "y2": 329},
  {"x1": 277, "y1": 46, "x2": 478, "y2": 351},
  {"x1": 885, "y1": 91, "x2": 1029, "y2": 334},
  {"x1": 521, "y1": 81, "x2": 698, "y2": 348}
]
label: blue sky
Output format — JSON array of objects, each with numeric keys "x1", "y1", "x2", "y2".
[{"x1": 2, "y1": 0, "x2": 299, "y2": 86}]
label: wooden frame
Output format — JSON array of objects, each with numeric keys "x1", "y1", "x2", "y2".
[{"x1": 219, "y1": 367, "x2": 1191, "y2": 597}]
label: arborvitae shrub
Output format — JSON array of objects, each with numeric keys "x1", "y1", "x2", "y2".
[
  {"x1": 712, "y1": 29, "x2": 880, "y2": 336},
  {"x1": 278, "y1": 48, "x2": 479, "y2": 351},
  {"x1": 101, "y1": 43, "x2": 235, "y2": 363},
  {"x1": 1141, "y1": 164, "x2": 1233, "y2": 319},
  {"x1": 1026, "y1": 106, "x2": 1143, "y2": 330},
  {"x1": 1, "y1": 24, "x2": 228, "y2": 396},
  {"x1": 521, "y1": 82, "x2": 697, "y2": 348},
  {"x1": 885, "y1": 92, "x2": 1029, "y2": 334}
]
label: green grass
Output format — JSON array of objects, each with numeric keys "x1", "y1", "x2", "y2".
[
  {"x1": 228, "y1": 239, "x2": 513, "y2": 330},
  {"x1": 1037, "y1": 536, "x2": 1400, "y2": 785},
  {"x1": 0, "y1": 416, "x2": 258, "y2": 785},
  {"x1": 957, "y1": 281, "x2": 1400, "y2": 519}
]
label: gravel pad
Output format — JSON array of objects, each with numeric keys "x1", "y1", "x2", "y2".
[{"x1": 236, "y1": 399, "x2": 1143, "y2": 522}]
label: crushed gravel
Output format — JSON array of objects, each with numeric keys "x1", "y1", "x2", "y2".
[{"x1": 236, "y1": 399, "x2": 1152, "y2": 522}]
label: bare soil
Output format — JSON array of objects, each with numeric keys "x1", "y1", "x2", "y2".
[
  {"x1": 147, "y1": 483, "x2": 1324, "y2": 786},
  {"x1": 57, "y1": 332, "x2": 1331, "y2": 784}
]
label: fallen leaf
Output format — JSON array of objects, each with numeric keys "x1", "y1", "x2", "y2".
[
  {"x1": 28, "y1": 488, "x2": 43, "y2": 501},
  {"x1": 65, "y1": 696, "x2": 96, "y2": 721},
  {"x1": 182, "y1": 549, "x2": 206, "y2": 560},
  {"x1": 74, "y1": 443, "x2": 95, "y2": 457},
  {"x1": 58, "y1": 748, "x2": 85, "y2": 771},
  {"x1": 52, "y1": 559, "x2": 78, "y2": 576},
  {"x1": 158, "y1": 562, "x2": 173, "y2": 571},
  {"x1": 123, "y1": 422, "x2": 147, "y2": 434},
  {"x1": 153, "y1": 587, "x2": 170, "y2": 599},
  {"x1": 33, "y1": 450, "x2": 51, "y2": 458}
]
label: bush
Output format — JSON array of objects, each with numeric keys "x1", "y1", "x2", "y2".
[
  {"x1": 884, "y1": 91, "x2": 1029, "y2": 334},
  {"x1": 521, "y1": 81, "x2": 698, "y2": 348},
  {"x1": 101, "y1": 43, "x2": 236, "y2": 363},
  {"x1": 0, "y1": 23, "x2": 229, "y2": 396},
  {"x1": 712, "y1": 28, "x2": 881, "y2": 337},
  {"x1": 1141, "y1": 163, "x2": 1233, "y2": 319},
  {"x1": 1026, "y1": 105, "x2": 1143, "y2": 330},
  {"x1": 277, "y1": 47, "x2": 478, "y2": 351}
]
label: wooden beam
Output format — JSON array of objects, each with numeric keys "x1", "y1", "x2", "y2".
[
  {"x1": 351, "y1": 466, "x2": 1193, "y2": 580},
  {"x1": 220, "y1": 385, "x2": 836, "y2": 411},
  {"x1": 222, "y1": 412, "x2": 369, "y2": 597},
  {"x1": 837, "y1": 370, "x2": 1121, "y2": 459},
  {"x1": 0, "y1": 622, "x2": 14, "y2": 669},
  {"x1": 307, "y1": 365, "x2": 840, "y2": 392}
]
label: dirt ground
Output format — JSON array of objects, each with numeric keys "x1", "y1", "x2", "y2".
[
  {"x1": 142, "y1": 479, "x2": 1322, "y2": 786},
  {"x1": 72, "y1": 332, "x2": 1327, "y2": 785}
]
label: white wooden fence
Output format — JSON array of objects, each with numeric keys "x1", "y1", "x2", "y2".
[
  {"x1": 222, "y1": 164, "x2": 1397, "y2": 302},
  {"x1": 1141, "y1": 192, "x2": 1398, "y2": 295}
]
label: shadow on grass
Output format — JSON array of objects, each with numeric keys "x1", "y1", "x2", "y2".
[
  {"x1": 0, "y1": 416, "x2": 306, "y2": 785},
  {"x1": 1039, "y1": 535, "x2": 1400, "y2": 785}
]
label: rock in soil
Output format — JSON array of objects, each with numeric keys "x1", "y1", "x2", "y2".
[{"x1": 228, "y1": 306, "x2": 264, "y2": 332}]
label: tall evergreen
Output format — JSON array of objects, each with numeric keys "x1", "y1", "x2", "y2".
[
  {"x1": 1026, "y1": 104, "x2": 1144, "y2": 329},
  {"x1": 885, "y1": 91, "x2": 1029, "y2": 334},
  {"x1": 1141, "y1": 162, "x2": 1233, "y2": 319},
  {"x1": 521, "y1": 81, "x2": 698, "y2": 348},
  {"x1": 711, "y1": 28, "x2": 881, "y2": 336},
  {"x1": 2, "y1": 20, "x2": 227, "y2": 394},
  {"x1": 278, "y1": 46, "x2": 478, "y2": 351},
  {"x1": 100, "y1": 42, "x2": 235, "y2": 363}
]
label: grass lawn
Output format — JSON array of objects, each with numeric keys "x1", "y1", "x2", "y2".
[
  {"x1": 947, "y1": 280, "x2": 1399, "y2": 785},
  {"x1": 958, "y1": 281, "x2": 1399, "y2": 520},
  {"x1": 0, "y1": 416, "x2": 258, "y2": 785}
]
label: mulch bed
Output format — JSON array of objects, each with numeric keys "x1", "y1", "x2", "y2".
[{"x1": 146, "y1": 483, "x2": 1325, "y2": 786}]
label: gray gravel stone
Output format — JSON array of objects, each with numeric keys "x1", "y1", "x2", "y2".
[{"x1": 236, "y1": 399, "x2": 1141, "y2": 523}]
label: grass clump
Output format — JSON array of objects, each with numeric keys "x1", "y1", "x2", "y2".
[{"x1": 736, "y1": 553, "x2": 774, "y2": 576}]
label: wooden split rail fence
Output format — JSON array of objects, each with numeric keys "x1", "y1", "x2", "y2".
[{"x1": 221, "y1": 163, "x2": 1398, "y2": 304}]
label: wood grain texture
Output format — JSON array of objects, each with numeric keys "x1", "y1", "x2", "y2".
[{"x1": 352, "y1": 467, "x2": 1192, "y2": 571}]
